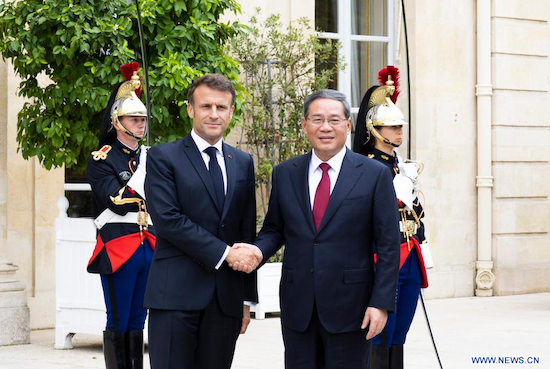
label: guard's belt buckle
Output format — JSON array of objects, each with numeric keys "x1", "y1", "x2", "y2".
[{"x1": 400, "y1": 220, "x2": 417, "y2": 236}]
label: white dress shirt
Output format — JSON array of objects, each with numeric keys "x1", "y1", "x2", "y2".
[
  {"x1": 308, "y1": 146, "x2": 347, "y2": 210},
  {"x1": 191, "y1": 129, "x2": 228, "y2": 194}
]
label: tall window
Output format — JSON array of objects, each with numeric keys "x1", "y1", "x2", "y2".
[{"x1": 315, "y1": 0, "x2": 394, "y2": 118}]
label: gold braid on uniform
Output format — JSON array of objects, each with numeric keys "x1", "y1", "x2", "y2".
[
  {"x1": 399, "y1": 207, "x2": 421, "y2": 252},
  {"x1": 399, "y1": 207, "x2": 421, "y2": 228},
  {"x1": 110, "y1": 187, "x2": 142, "y2": 205},
  {"x1": 399, "y1": 210, "x2": 412, "y2": 250},
  {"x1": 110, "y1": 187, "x2": 149, "y2": 239},
  {"x1": 137, "y1": 201, "x2": 149, "y2": 233}
]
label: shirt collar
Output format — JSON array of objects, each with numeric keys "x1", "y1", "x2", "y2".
[
  {"x1": 191, "y1": 129, "x2": 223, "y2": 154},
  {"x1": 115, "y1": 138, "x2": 139, "y2": 153},
  {"x1": 311, "y1": 146, "x2": 347, "y2": 172}
]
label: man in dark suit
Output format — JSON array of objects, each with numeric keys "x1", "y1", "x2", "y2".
[
  {"x1": 234, "y1": 89, "x2": 400, "y2": 368},
  {"x1": 143, "y1": 74, "x2": 262, "y2": 368}
]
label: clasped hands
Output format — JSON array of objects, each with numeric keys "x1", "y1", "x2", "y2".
[{"x1": 226, "y1": 243, "x2": 263, "y2": 274}]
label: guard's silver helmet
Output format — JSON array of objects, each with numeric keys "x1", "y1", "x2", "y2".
[
  {"x1": 365, "y1": 66, "x2": 407, "y2": 148},
  {"x1": 111, "y1": 73, "x2": 147, "y2": 119}
]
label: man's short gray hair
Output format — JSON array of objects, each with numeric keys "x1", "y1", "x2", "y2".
[{"x1": 303, "y1": 90, "x2": 351, "y2": 119}]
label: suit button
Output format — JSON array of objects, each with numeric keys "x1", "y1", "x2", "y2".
[
  {"x1": 220, "y1": 223, "x2": 225, "y2": 228},
  {"x1": 310, "y1": 267, "x2": 314, "y2": 273},
  {"x1": 313, "y1": 241, "x2": 319, "y2": 246}
]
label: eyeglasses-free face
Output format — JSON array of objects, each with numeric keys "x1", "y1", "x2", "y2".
[{"x1": 187, "y1": 85, "x2": 235, "y2": 145}]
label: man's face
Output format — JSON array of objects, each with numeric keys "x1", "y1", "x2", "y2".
[
  {"x1": 301, "y1": 98, "x2": 351, "y2": 161},
  {"x1": 115, "y1": 115, "x2": 147, "y2": 139},
  {"x1": 378, "y1": 125, "x2": 403, "y2": 147},
  {"x1": 187, "y1": 85, "x2": 234, "y2": 145}
]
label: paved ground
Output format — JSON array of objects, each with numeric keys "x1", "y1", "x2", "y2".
[{"x1": 0, "y1": 293, "x2": 548, "y2": 368}]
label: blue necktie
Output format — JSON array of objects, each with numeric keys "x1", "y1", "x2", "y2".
[{"x1": 204, "y1": 147, "x2": 225, "y2": 210}]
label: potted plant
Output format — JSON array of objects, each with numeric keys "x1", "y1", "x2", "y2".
[{"x1": 231, "y1": 9, "x2": 343, "y2": 318}]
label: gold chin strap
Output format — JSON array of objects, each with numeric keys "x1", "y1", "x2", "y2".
[{"x1": 366, "y1": 119, "x2": 401, "y2": 148}]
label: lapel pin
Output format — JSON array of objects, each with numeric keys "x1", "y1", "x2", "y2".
[{"x1": 228, "y1": 154, "x2": 232, "y2": 159}]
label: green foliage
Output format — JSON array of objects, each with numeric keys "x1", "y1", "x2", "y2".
[
  {"x1": 231, "y1": 10, "x2": 344, "y2": 218},
  {"x1": 0, "y1": 0, "x2": 244, "y2": 171}
]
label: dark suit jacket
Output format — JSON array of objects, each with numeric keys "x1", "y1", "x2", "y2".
[
  {"x1": 255, "y1": 149, "x2": 400, "y2": 333},
  {"x1": 143, "y1": 134, "x2": 257, "y2": 318}
]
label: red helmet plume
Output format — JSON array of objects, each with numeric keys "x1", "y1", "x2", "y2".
[
  {"x1": 120, "y1": 62, "x2": 142, "y2": 98},
  {"x1": 378, "y1": 66, "x2": 400, "y2": 104}
]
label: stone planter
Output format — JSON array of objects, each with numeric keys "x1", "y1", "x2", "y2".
[{"x1": 0, "y1": 259, "x2": 30, "y2": 346}]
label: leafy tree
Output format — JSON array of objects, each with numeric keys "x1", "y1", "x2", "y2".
[
  {"x1": 0, "y1": 0, "x2": 244, "y2": 171},
  {"x1": 231, "y1": 9, "x2": 344, "y2": 218}
]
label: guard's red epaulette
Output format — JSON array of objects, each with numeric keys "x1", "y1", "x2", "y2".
[{"x1": 91, "y1": 145, "x2": 112, "y2": 161}]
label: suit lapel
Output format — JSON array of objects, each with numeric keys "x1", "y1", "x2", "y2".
[
  {"x1": 290, "y1": 153, "x2": 316, "y2": 234},
  {"x1": 182, "y1": 135, "x2": 223, "y2": 214},
  {"x1": 316, "y1": 150, "x2": 363, "y2": 233},
  {"x1": 221, "y1": 143, "x2": 235, "y2": 220}
]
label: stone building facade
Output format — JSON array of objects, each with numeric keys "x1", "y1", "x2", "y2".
[{"x1": 0, "y1": 0, "x2": 548, "y2": 333}]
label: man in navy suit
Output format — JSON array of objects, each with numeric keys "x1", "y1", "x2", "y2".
[
  {"x1": 234, "y1": 90, "x2": 400, "y2": 368},
  {"x1": 143, "y1": 74, "x2": 261, "y2": 368}
]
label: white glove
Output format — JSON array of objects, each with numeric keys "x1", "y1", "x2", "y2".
[
  {"x1": 127, "y1": 145, "x2": 148, "y2": 199},
  {"x1": 399, "y1": 161, "x2": 419, "y2": 181},
  {"x1": 421, "y1": 242, "x2": 434, "y2": 269}
]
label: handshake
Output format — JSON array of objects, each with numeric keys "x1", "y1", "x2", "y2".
[{"x1": 226, "y1": 243, "x2": 263, "y2": 274}]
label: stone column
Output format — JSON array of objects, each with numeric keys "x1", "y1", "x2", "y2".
[
  {"x1": 1, "y1": 50, "x2": 30, "y2": 346},
  {"x1": 475, "y1": 0, "x2": 495, "y2": 297},
  {"x1": 0, "y1": 256, "x2": 30, "y2": 345}
]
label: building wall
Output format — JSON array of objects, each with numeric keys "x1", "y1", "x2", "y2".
[
  {"x1": 491, "y1": 0, "x2": 550, "y2": 295},
  {"x1": 404, "y1": 0, "x2": 550, "y2": 297},
  {"x1": 0, "y1": 62, "x2": 7, "y2": 258},
  {"x1": 400, "y1": 0, "x2": 478, "y2": 298},
  {"x1": 0, "y1": 60, "x2": 64, "y2": 329},
  {"x1": 235, "y1": 0, "x2": 314, "y2": 24}
]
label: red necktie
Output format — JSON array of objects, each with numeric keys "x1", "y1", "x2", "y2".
[{"x1": 312, "y1": 163, "x2": 331, "y2": 230}]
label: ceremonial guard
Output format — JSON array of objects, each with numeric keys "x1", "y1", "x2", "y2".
[
  {"x1": 87, "y1": 62, "x2": 155, "y2": 369},
  {"x1": 353, "y1": 66, "x2": 433, "y2": 369}
]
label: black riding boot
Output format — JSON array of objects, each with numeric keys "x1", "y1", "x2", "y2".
[
  {"x1": 371, "y1": 345, "x2": 390, "y2": 368},
  {"x1": 126, "y1": 331, "x2": 144, "y2": 369},
  {"x1": 389, "y1": 344, "x2": 404, "y2": 369},
  {"x1": 103, "y1": 330, "x2": 127, "y2": 369}
]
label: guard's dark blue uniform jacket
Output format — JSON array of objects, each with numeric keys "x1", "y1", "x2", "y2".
[
  {"x1": 86, "y1": 139, "x2": 156, "y2": 274},
  {"x1": 368, "y1": 147, "x2": 428, "y2": 287},
  {"x1": 368, "y1": 147, "x2": 428, "y2": 348}
]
